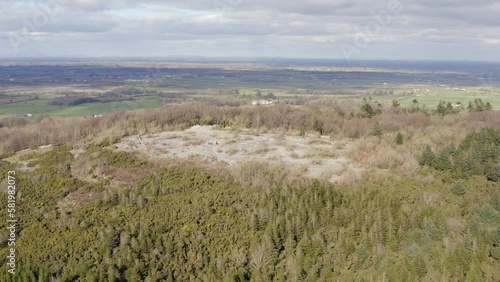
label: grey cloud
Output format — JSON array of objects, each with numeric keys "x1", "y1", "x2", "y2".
[{"x1": 0, "y1": 0, "x2": 499, "y2": 60}]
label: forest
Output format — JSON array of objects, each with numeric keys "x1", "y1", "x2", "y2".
[
  {"x1": 0, "y1": 97, "x2": 499, "y2": 281},
  {"x1": 2, "y1": 0, "x2": 500, "y2": 278}
]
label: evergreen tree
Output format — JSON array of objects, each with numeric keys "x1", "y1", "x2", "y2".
[
  {"x1": 395, "y1": 133, "x2": 404, "y2": 145},
  {"x1": 414, "y1": 256, "x2": 427, "y2": 278},
  {"x1": 452, "y1": 181, "x2": 466, "y2": 196},
  {"x1": 371, "y1": 122, "x2": 383, "y2": 138},
  {"x1": 392, "y1": 99, "x2": 400, "y2": 108},
  {"x1": 361, "y1": 103, "x2": 376, "y2": 118},
  {"x1": 465, "y1": 262, "x2": 482, "y2": 282},
  {"x1": 487, "y1": 163, "x2": 500, "y2": 182},
  {"x1": 491, "y1": 193, "x2": 500, "y2": 212},
  {"x1": 490, "y1": 228, "x2": 500, "y2": 260},
  {"x1": 419, "y1": 145, "x2": 436, "y2": 167},
  {"x1": 467, "y1": 102, "x2": 474, "y2": 111},
  {"x1": 436, "y1": 101, "x2": 446, "y2": 116}
]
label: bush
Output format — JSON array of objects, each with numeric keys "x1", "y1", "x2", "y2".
[
  {"x1": 491, "y1": 228, "x2": 500, "y2": 260},
  {"x1": 491, "y1": 193, "x2": 500, "y2": 212},
  {"x1": 451, "y1": 181, "x2": 466, "y2": 196},
  {"x1": 487, "y1": 163, "x2": 500, "y2": 182},
  {"x1": 395, "y1": 132, "x2": 404, "y2": 145},
  {"x1": 371, "y1": 122, "x2": 382, "y2": 138},
  {"x1": 419, "y1": 128, "x2": 500, "y2": 181},
  {"x1": 419, "y1": 145, "x2": 436, "y2": 167}
]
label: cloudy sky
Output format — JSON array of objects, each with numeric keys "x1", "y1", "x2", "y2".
[{"x1": 1, "y1": 0, "x2": 499, "y2": 61}]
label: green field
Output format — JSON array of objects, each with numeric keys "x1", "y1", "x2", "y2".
[
  {"x1": 0, "y1": 96, "x2": 166, "y2": 119},
  {"x1": 50, "y1": 96, "x2": 165, "y2": 117},
  {"x1": 1, "y1": 62, "x2": 499, "y2": 119},
  {"x1": 0, "y1": 99, "x2": 59, "y2": 119},
  {"x1": 358, "y1": 86, "x2": 500, "y2": 110}
]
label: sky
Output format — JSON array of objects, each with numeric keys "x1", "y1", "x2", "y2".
[{"x1": 0, "y1": 0, "x2": 499, "y2": 61}]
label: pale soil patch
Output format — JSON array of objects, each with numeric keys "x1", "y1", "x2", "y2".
[
  {"x1": 57, "y1": 188, "x2": 103, "y2": 213},
  {"x1": 115, "y1": 125, "x2": 364, "y2": 182}
]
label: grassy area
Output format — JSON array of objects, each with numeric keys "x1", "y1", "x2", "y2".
[
  {"x1": 0, "y1": 96, "x2": 167, "y2": 119},
  {"x1": 0, "y1": 99, "x2": 59, "y2": 119},
  {"x1": 50, "y1": 96, "x2": 165, "y2": 117},
  {"x1": 1, "y1": 69, "x2": 499, "y2": 119},
  {"x1": 357, "y1": 86, "x2": 500, "y2": 110}
]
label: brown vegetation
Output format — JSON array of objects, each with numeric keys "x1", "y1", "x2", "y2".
[{"x1": 1, "y1": 101, "x2": 500, "y2": 162}]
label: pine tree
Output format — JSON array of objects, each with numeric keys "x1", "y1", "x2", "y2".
[
  {"x1": 465, "y1": 262, "x2": 482, "y2": 281},
  {"x1": 491, "y1": 193, "x2": 500, "y2": 212},
  {"x1": 490, "y1": 228, "x2": 500, "y2": 260},
  {"x1": 371, "y1": 122, "x2": 382, "y2": 138},
  {"x1": 487, "y1": 163, "x2": 500, "y2": 182},
  {"x1": 436, "y1": 101, "x2": 446, "y2": 116},
  {"x1": 468, "y1": 216, "x2": 482, "y2": 237},
  {"x1": 493, "y1": 227, "x2": 500, "y2": 247},
  {"x1": 356, "y1": 244, "x2": 369, "y2": 266},
  {"x1": 392, "y1": 99, "x2": 400, "y2": 108},
  {"x1": 395, "y1": 133, "x2": 404, "y2": 145},
  {"x1": 419, "y1": 145, "x2": 436, "y2": 167},
  {"x1": 414, "y1": 256, "x2": 427, "y2": 278},
  {"x1": 451, "y1": 181, "x2": 466, "y2": 196},
  {"x1": 361, "y1": 103, "x2": 376, "y2": 118},
  {"x1": 437, "y1": 147, "x2": 454, "y2": 170}
]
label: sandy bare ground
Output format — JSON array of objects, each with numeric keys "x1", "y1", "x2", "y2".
[{"x1": 116, "y1": 125, "x2": 364, "y2": 182}]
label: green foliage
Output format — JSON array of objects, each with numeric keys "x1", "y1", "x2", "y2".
[
  {"x1": 1, "y1": 146, "x2": 499, "y2": 281},
  {"x1": 468, "y1": 215, "x2": 482, "y2": 237},
  {"x1": 85, "y1": 146, "x2": 148, "y2": 169},
  {"x1": 491, "y1": 228, "x2": 500, "y2": 260},
  {"x1": 493, "y1": 228, "x2": 500, "y2": 248},
  {"x1": 468, "y1": 98, "x2": 493, "y2": 112},
  {"x1": 406, "y1": 98, "x2": 429, "y2": 114},
  {"x1": 491, "y1": 192, "x2": 500, "y2": 212},
  {"x1": 434, "y1": 146, "x2": 454, "y2": 171},
  {"x1": 360, "y1": 97, "x2": 382, "y2": 118},
  {"x1": 419, "y1": 145, "x2": 436, "y2": 167},
  {"x1": 414, "y1": 256, "x2": 427, "y2": 278},
  {"x1": 477, "y1": 204, "x2": 500, "y2": 224},
  {"x1": 371, "y1": 122, "x2": 383, "y2": 138},
  {"x1": 395, "y1": 132, "x2": 404, "y2": 145},
  {"x1": 452, "y1": 181, "x2": 466, "y2": 196},
  {"x1": 391, "y1": 99, "x2": 400, "y2": 108},
  {"x1": 420, "y1": 128, "x2": 500, "y2": 181},
  {"x1": 408, "y1": 243, "x2": 420, "y2": 259},
  {"x1": 488, "y1": 163, "x2": 500, "y2": 182},
  {"x1": 356, "y1": 244, "x2": 369, "y2": 266},
  {"x1": 465, "y1": 262, "x2": 482, "y2": 281},
  {"x1": 435, "y1": 100, "x2": 460, "y2": 116}
]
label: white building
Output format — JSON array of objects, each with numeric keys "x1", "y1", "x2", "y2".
[{"x1": 251, "y1": 100, "x2": 275, "y2": 106}]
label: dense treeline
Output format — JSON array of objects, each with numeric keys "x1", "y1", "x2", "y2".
[
  {"x1": 0, "y1": 146, "x2": 499, "y2": 281},
  {"x1": 420, "y1": 127, "x2": 500, "y2": 181},
  {"x1": 48, "y1": 86, "x2": 162, "y2": 107},
  {"x1": 48, "y1": 97, "x2": 100, "y2": 106}
]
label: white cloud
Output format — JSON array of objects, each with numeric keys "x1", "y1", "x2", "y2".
[{"x1": 484, "y1": 38, "x2": 500, "y2": 45}]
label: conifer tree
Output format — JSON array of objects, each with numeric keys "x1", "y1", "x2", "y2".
[
  {"x1": 419, "y1": 145, "x2": 436, "y2": 167},
  {"x1": 490, "y1": 228, "x2": 500, "y2": 260},
  {"x1": 487, "y1": 163, "x2": 500, "y2": 182},
  {"x1": 395, "y1": 133, "x2": 404, "y2": 145},
  {"x1": 371, "y1": 122, "x2": 383, "y2": 138},
  {"x1": 452, "y1": 181, "x2": 466, "y2": 196}
]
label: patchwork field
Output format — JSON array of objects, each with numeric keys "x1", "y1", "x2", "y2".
[{"x1": 1, "y1": 61, "x2": 499, "y2": 119}]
